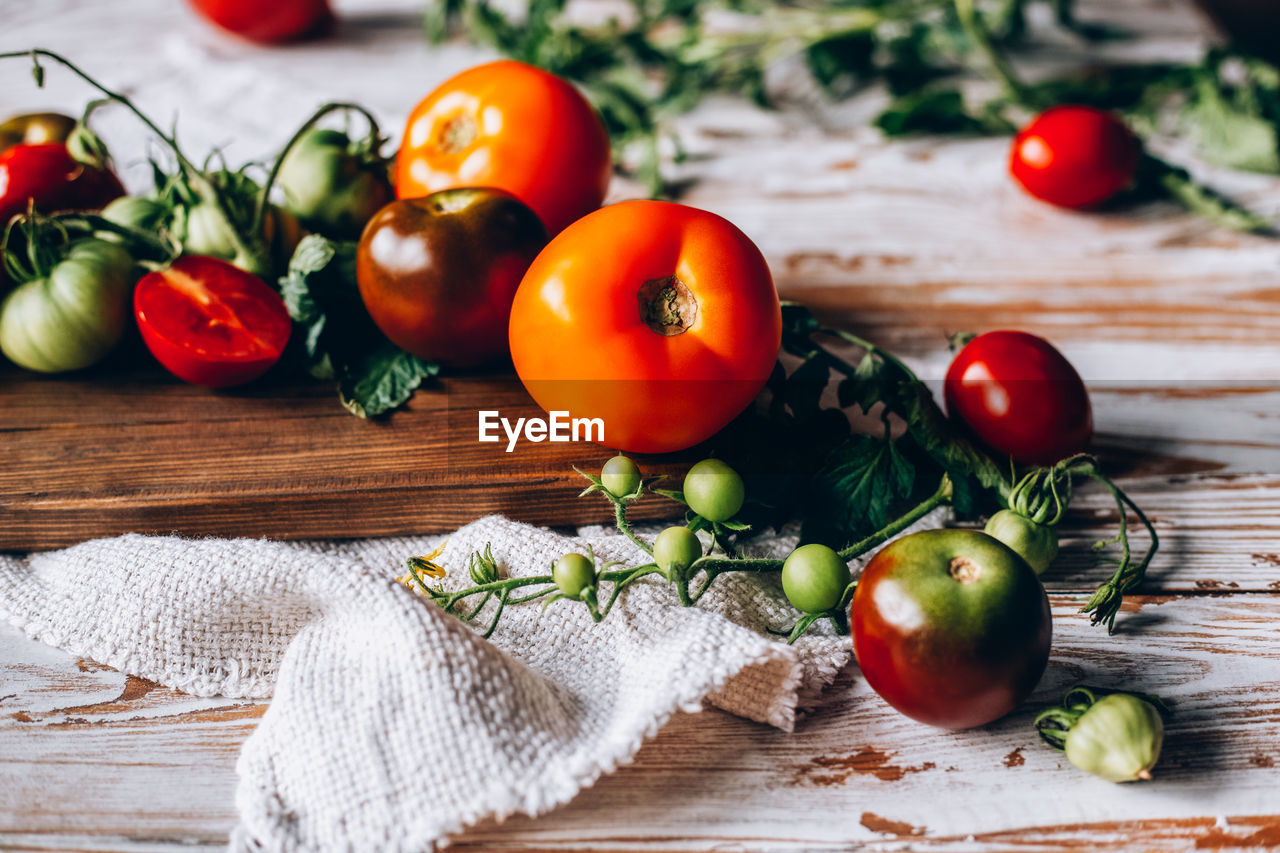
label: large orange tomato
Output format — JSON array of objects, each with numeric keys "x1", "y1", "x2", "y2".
[
  {"x1": 395, "y1": 61, "x2": 612, "y2": 236},
  {"x1": 509, "y1": 200, "x2": 782, "y2": 454}
]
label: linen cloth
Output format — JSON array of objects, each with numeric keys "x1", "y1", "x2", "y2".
[{"x1": 0, "y1": 510, "x2": 943, "y2": 850}]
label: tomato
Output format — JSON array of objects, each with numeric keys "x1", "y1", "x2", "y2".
[
  {"x1": 509, "y1": 200, "x2": 782, "y2": 454},
  {"x1": 396, "y1": 60, "x2": 611, "y2": 236},
  {"x1": 357, "y1": 188, "x2": 547, "y2": 367},
  {"x1": 851, "y1": 529, "x2": 1052, "y2": 729},
  {"x1": 0, "y1": 113, "x2": 77, "y2": 153},
  {"x1": 134, "y1": 256, "x2": 291, "y2": 387},
  {"x1": 945, "y1": 330, "x2": 1092, "y2": 466},
  {"x1": 1010, "y1": 106, "x2": 1140, "y2": 209},
  {"x1": 781, "y1": 544, "x2": 851, "y2": 613},
  {"x1": 683, "y1": 459, "x2": 745, "y2": 522},
  {"x1": 0, "y1": 238, "x2": 135, "y2": 373},
  {"x1": 187, "y1": 0, "x2": 333, "y2": 43},
  {"x1": 553, "y1": 553, "x2": 596, "y2": 600},
  {"x1": 600, "y1": 454, "x2": 642, "y2": 498},
  {"x1": 984, "y1": 509, "x2": 1058, "y2": 575},
  {"x1": 0, "y1": 143, "x2": 124, "y2": 225},
  {"x1": 277, "y1": 128, "x2": 392, "y2": 241},
  {"x1": 653, "y1": 526, "x2": 702, "y2": 580}
]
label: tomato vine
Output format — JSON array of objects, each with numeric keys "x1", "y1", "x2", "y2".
[{"x1": 401, "y1": 311, "x2": 1158, "y2": 639}]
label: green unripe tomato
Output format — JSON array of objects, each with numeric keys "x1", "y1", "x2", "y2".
[
  {"x1": 600, "y1": 454, "x2": 641, "y2": 498},
  {"x1": 683, "y1": 458, "x2": 745, "y2": 522},
  {"x1": 653, "y1": 526, "x2": 701, "y2": 580},
  {"x1": 0, "y1": 238, "x2": 135, "y2": 372},
  {"x1": 1065, "y1": 694, "x2": 1164, "y2": 783},
  {"x1": 101, "y1": 195, "x2": 171, "y2": 235},
  {"x1": 984, "y1": 509, "x2": 1059, "y2": 575},
  {"x1": 782, "y1": 543, "x2": 851, "y2": 613},
  {"x1": 552, "y1": 553, "x2": 596, "y2": 601},
  {"x1": 174, "y1": 200, "x2": 242, "y2": 261},
  {"x1": 277, "y1": 128, "x2": 392, "y2": 241}
]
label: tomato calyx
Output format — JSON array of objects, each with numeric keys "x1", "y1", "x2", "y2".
[
  {"x1": 638, "y1": 275, "x2": 698, "y2": 337},
  {"x1": 436, "y1": 114, "x2": 477, "y2": 154},
  {"x1": 947, "y1": 555, "x2": 981, "y2": 583}
]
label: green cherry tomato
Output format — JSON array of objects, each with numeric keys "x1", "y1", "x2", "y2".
[
  {"x1": 600, "y1": 454, "x2": 641, "y2": 498},
  {"x1": 782, "y1": 544, "x2": 851, "y2": 613},
  {"x1": 653, "y1": 526, "x2": 702, "y2": 580},
  {"x1": 984, "y1": 509, "x2": 1059, "y2": 575},
  {"x1": 277, "y1": 127, "x2": 392, "y2": 241},
  {"x1": 553, "y1": 553, "x2": 596, "y2": 600},
  {"x1": 683, "y1": 459, "x2": 745, "y2": 522},
  {"x1": 1065, "y1": 693, "x2": 1164, "y2": 783}
]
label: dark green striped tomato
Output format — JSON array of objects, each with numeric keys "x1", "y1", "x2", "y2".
[{"x1": 851, "y1": 529, "x2": 1051, "y2": 729}]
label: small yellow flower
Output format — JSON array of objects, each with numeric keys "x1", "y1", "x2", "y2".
[{"x1": 397, "y1": 540, "x2": 448, "y2": 589}]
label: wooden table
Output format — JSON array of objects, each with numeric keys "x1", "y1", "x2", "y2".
[{"x1": 5, "y1": 0, "x2": 1280, "y2": 849}]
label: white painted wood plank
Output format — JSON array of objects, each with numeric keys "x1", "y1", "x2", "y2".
[{"x1": 3, "y1": 593, "x2": 1279, "y2": 850}]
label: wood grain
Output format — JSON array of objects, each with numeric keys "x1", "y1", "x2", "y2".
[
  {"x1": 5, "y1": 593, "x2": 1279, "y2": 850},
  {"x1": 0, "y1": 365, "x2": 697, "y2": 549}
]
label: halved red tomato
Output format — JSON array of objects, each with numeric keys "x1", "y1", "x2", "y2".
[{"x1": 134, "y1": 255, "x2": 290, "y2": 387}]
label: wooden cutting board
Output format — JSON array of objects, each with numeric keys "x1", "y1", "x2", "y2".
[{"x1": 0, "y1": 357, "x2": 692, "y2": 550}]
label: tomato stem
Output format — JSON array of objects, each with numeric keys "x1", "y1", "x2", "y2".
[
  {"x1": 837, "y1": 473, "x2": 953, "y2": 562},
  {"x1": 952, "y1": 0, "x2": 1032, "y2": 108}
]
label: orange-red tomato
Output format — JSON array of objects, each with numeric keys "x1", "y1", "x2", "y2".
[
  {"x1": 509, "y1": 200, "x2": 782, "y2": 454},
  {"x1": 395, "y1": 61, "x2": 611, "y2": 236}
]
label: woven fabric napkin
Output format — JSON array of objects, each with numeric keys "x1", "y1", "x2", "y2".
[{"x1": 0, "y1": 510, "x2": 943, "y2": 849}]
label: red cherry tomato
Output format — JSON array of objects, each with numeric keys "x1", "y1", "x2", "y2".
[
  {"x1": 1009, "y1": 106, "x2": 1140, "y2": 209},
  {"x1": 508, "y1": 200, "x2": 781, "y2": 454},
  {"x1": 134, "y1": 256, "x2": 291, "y2": 387},
  {"x1": 851, "y1": 529, "x2": 1052, "y2": 729},
  {"x1": 945, "y1": 330, "x2": 1093, "y2": 466},
  {"x1": 396, "y1": 61, "x2": 611, "y2": 236},
  {"x1": 0, "y1": 143, "x2": 124, "y2": 225},
  {"x1": 187, "y1": 0, "x2": 333, "y2": 43}
]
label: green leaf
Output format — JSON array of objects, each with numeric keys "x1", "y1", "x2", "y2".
[
  {"x1": 785, "y1": 355, "x2": 830, "y2": 420},
  {"x1": 888, "y1": 380, "x2": 1008, "y2": 499},
  {"x1": 1185, "y1": 92, "x2": 1279, "y2": 173},
  {"x1": 780, "y1": 302, "x2": 821, "y2": 336},
  {"x1": 875, "y1": 89, "x2": 989, "y2": 137},
  {"x1": 806, "y1": 32, "x2": 875, "y2": 94},
  {"x1": 836, "y1": 351, "x2": 887, "y2": 414},
  {"x1": 805, "y1": 432, "x2": 916, "y2": 545},
  {"x1": 339, "y1": 344, "x2": 438, "y2": 419},
  {"x1": 281, "y1": 234, "x2": 439, "y2": 417}
]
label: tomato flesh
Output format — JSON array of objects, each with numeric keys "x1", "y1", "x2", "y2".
[
  {"x1": 1009, "y1": 106, "x2": 1140, "y2": 209},
  {"x1": 135, "y1": 256, "x2": 290, "y2": 387},
  {"x1": 852, "y1": 529, "x2": 1052, "y2": 729}
]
